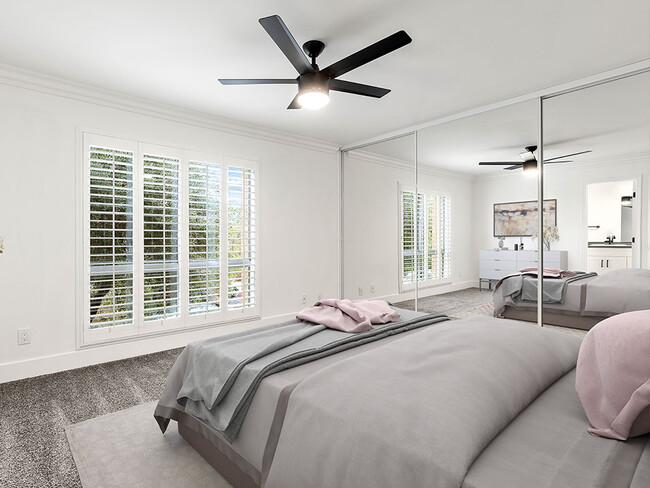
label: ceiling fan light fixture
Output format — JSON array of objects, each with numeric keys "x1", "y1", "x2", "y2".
[
  {"x1": 297, "y1": 86, "x2": 330, "y2": 109},
  {"x1": 523, "y1": 160, "x2": 538, "y2": 176}
]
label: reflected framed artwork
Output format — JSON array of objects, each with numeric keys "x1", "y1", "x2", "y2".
[{"x1": 493, "y1": 199, "x2": 556, "y2": 237}]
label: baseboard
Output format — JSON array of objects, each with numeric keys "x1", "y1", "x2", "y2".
[
  {"x1": 0, "y1": 312, "x2": 295, "y2": 384},
  {"x1": 376, "y1": 280, "x2": 479, "y2": 304}
]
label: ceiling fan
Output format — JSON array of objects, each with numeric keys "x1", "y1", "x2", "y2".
[
  {"x1": 218, "y1": 15, "x2": 412, "y2": 110},
  {"x1": 478, "y1": 146, "x2": 592, "y2": 172}
]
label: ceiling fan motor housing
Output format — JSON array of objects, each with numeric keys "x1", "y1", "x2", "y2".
[
  {"x1": 298, "y1": 72, "x2": 330, "y2": 95},
  {"x1": 303, "y1": 40, "x2": 325, "y2": 65}
]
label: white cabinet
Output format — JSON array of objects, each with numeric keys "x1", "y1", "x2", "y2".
[
  {"x1": 479, "y1": 249, "x2": 568, "y2": 289},
  {"x1": 587, "y1": 247, "x2": 631, "y2": 274}
]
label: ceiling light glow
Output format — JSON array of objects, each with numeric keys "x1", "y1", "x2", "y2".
[{"x1": 297, "y1": 89, "x2": 329, "y2": 109}]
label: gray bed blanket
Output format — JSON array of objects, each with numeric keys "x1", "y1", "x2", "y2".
[
  {"x1": 584, "y1": 268, "x2": 650, "y2": 316},
  {"x1": 263, "y1": 317, "x2": 581, "y2": 488},
  {"x1": 173, "y1": 308, "x2": 448, "y2": 441},
  {"x1": 501, "y1": 272, "x2": 596, "y2": 303}
]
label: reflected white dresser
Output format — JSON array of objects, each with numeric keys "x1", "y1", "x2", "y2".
[{"x1": 479, "y1": 250, "x2": 568, "y2": 290}]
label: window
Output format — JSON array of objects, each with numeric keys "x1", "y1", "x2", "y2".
[
  {"x1": 83, "y1": 134, "x2": 258, "y2": 343},
  {"x1": 401, "y1": 187, "x2": 451, "y2": 288}
]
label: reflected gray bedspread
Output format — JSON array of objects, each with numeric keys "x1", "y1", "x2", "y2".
[
  {"x1": 264, "y1": 317, "x2": 582, "y2": 488},
  {"x1": 584, "y1": 268, "x2": 650, "y2": 316}
]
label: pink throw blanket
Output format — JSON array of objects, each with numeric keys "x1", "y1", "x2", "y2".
[
  {"x1": 297, "y1": 299, "x2": 400, "y2": 333},
  {"x1": 575, "y1": 309, "x2": 650, "y2": 440},
  {"x1": 493, "y1": 267, "x2": 578, "y2": 292}
]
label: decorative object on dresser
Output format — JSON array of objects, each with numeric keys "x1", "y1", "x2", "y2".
[
  {"x1": 531, "y1": 224, "x2": 560, "y2": 251},
  {"x1": 493, "y1": 199, "x2": 556, "y2": 237},
  {"x1": 479, "y1": 249, "x2": 568, "y2": 290}
]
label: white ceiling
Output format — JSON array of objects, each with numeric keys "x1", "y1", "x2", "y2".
[
  {"x1": 1, "y1": 0, "x2": 648, "y2": 146},
  {"x1": 355, "y1": 71, "x2": 650, "y2": 175}
]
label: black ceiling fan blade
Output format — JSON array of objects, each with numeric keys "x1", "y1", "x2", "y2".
[
  {"x1": 259, "y1": 15, "x2": 315, "y2": 75},
  {"x1": 330, "y1": 79, "x2": 390, "y2": 98},
  {"x1": 218, "y1": 79, "x2": 297, "y2": 85},
  {"x1": 543, "y1": 160, "x2": 572, "y2": 164},
  {"x1": 287, "y1": 94, "x2": 301, "y2": 110},
  {"x1": 322, "y1": 30, "x2": 412, "y2": 79},
  {"x1": 544, "y1": 150, "x2": 592, "y2": 162},
  {"x1": 478, "y1": 162, "x2": 522, "y2": 165}
]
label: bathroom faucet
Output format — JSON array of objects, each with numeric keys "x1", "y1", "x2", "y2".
[{"x1": 605, "y1": 235, "x2": 616, "y2": 244}]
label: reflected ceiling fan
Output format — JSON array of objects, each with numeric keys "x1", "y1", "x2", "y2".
[
  {"x1": 478, "y1": 146, "x2": 592, "y2": 173},
  {"x1": 219, "y1": 15, "x2": 412, "y2": 109}
]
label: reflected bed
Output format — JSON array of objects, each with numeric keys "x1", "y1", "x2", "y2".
[{"x1": 494, "y1": 268, "x2": 650, "y2": 330}]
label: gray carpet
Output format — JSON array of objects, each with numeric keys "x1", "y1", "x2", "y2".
[
  {"x1": 395, "y1": 287, "x2": 494, "y2": 318},
  {"x1": 0, "y1": 348, "x2": 182, "y2": 488}
]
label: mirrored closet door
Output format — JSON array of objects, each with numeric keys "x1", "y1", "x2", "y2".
[
  {"x1": 541, "y1": 71, "x2": 650, "y2": 327},
  {"x1": 415, "y1": 100, "x2": 539, "y2": 318},
  {"x1": 341, "y1": 134, "x2": 416, "y2": 305}
]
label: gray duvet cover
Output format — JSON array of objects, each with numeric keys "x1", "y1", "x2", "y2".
[
  {"x1": 156, "y1": 314, "x2": 650, "y2": 488},
  {"x1": 163, "y1": 308, "x2": 447, "y2": 441},
  {"x1": 263, "y1": 317, "x2": 584, "y2": 488}
]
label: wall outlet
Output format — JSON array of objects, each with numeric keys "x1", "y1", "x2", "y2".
[
  {"x1": 301, "y1": 294, "x2": 307, "y2": 305},
  {"x1": 358, "y1": 287, "x2": 363, "y2": 296},
  {"x1": 370, "y1": 284, "x2": 375, "y2": 294},
  {"x1": 17, "y1": 328, "x2": 31, "y2": 345}
]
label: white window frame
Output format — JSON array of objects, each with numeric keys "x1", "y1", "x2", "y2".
[
  {"x1": 399, "y1": 184, "x2": 452, "y2": 292},
  {"x1": 81, "y1": 132, "x2": 259, "y2": 346}
]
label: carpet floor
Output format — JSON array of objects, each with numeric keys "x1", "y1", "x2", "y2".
[
  {"x1": 394, "y1": 287, "x2": 495, "y2": 318},
  {"x1": 1, "y1": 288, "x2": 581, "y2": 487},
  {"x1": 0, "y1": 348, "x2": 182, "y2": 488}
]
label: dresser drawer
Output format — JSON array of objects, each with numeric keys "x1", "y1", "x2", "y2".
[
  {"x1": 479, "y1": 250, "x2": 517, "y2": 261},
  {"x1": 479, "y1": 268, "x2": 515, "y2": 280},
  {"x1": 480, "y1": 259, "x2": 518, "y2": 272}
]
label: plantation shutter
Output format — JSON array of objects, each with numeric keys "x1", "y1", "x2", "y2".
[
  {"x1": 143, "y1": 153, "x2": 180, "y2": 321},
  {"x1": 88, "y1": 146, "x2": 135, "y2": 328},
  {"x1": 188, "y1": 161, "x2": 221, "y2": 315},
  {"x1": 401, "y1": 190, "x2": 415, "y2": 286},
  {"x1": 439, "y1": 195, "x2": 452, "y2": 278},
  {"x1": 401, "y1": 187, "x2": 452, "y2": 287},
  {"x1": 226, "y1": 166, "x2": 256, "y2": 310}
]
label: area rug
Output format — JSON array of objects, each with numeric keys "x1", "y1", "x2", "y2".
[{"x1": 65, "y1": 401, "x2": 232, "y2": 488}]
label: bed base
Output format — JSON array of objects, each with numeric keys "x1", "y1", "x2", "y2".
[
  {"x1": 178, "y1": 422, "x2": 260, "y2": 488},
  {"x1": 501, "y1": 308, "x2": 603, "y2": 330}
]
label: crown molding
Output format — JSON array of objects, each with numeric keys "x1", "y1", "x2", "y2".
[
  {"x1": 0, "y1": 63, "x2": 339, "y2": 154},
  {"x1": 346, "y1": 149, "x2": 472, "y2": 181}
]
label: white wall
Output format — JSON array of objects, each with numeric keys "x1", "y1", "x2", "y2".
[
  {"x1": 343, "y1": 153, "x2": 474, "y2": 302},
  {"x1": 0, "y1": 80, "x2": 340, "y2": 382},
  {"x1": 472, "y1": 157, "x2": 650, "y2": 272}
]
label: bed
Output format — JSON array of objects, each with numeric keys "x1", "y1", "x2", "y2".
[
  {"x1": 494, "y1": 268, "x2": 650, "y2": 330},
  {"x1": 154, "y1": 306, "x2": 650, "y2": 487}
]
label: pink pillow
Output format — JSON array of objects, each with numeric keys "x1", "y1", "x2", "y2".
[{"x1": 575, "y1": 309, "x2": 650, "y2": 440}]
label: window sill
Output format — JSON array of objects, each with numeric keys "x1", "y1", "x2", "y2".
[{"x1": 78, "y1": 314, "x2": 261, "y2": 349}]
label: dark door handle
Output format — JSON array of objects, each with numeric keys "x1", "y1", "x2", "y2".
[
  {"x1": 606, "y1": 259, "x2": 609, "y2": 268},
  {"x1": 601, "y1": 259, "x2": 603, "y2": 267}
]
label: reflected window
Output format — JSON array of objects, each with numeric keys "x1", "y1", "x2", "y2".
[{"x1": 401, "y1": 187, "x2": 451, "y2": 288}]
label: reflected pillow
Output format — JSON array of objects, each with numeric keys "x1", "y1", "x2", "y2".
[{"x1": 575, "y1": 309, "x2": 650, "y2": 440}]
